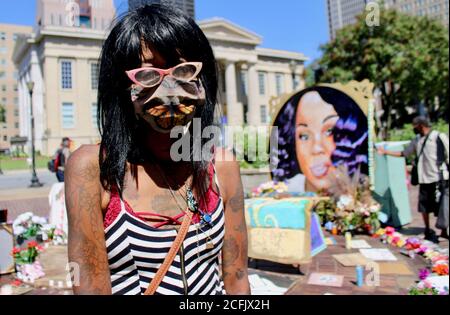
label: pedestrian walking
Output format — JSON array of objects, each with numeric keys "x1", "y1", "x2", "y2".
[{"x1": 378, "y1": 116, "x2": 449, "y2": 243}]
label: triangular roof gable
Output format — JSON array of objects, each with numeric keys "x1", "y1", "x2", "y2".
[{"x1": 198, "y1": 18, "x2": 263, "y2": 46}]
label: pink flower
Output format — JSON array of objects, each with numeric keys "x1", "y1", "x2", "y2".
[
  {"x1": 385, "y1": 227, "x2": 395, "y2": 235},
  {"x1": 419, "y1": 268, "x2": 430, "y2": 280}
]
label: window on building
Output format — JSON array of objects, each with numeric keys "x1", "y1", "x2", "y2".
[
  {"x1": 61, "y1": 61, "x2": 73, "y2": 89},
  {"x1": 91, "y1": 102, "x2": 97, "y2": 127},
  {"x1": 13, "y1": 84, "x2": 17, "y2": 91},
  {"x1": 275, "y1": 73, "x2": 284, "y2": 96},
  {"x1": 13, "y1": 71, "x2": 18, "y2": 80},
  {"x1": 3, "y1": 135, "x2": 6, "y2": 141},
  {"x1": 14, "y1": 109, "x2": 19, "y2": 117},
  {"x1": 14, "y1": 122, "x2": 19, "y2": 129},
  {"x1": 260, "y1": 105, "x2": 268, "y2": 124},
  {"x1": 1, "y1": 97, "x2": 6, "y2": 104},
  {"x1": 62, "y1": 102, "x2": 75, "y2": 128},
  {"x1": 1, "y1": 85, "x2": 5, "y2": 92},
  {"x1": 0, "y1": 32, "x2": 6, "y2": 41},
  {"x1": 258, "y1": 72, "x2": 266, "y2": 95},
  {"x1": 14, "y1": 98, "x2": 18, "y2": 106},
  {"x1": 0, "y1": 59, "x2": 5, "y2": 66},
  {"x1": 91, "y1": 63, "x2": 99, "y2": 90},
  {"x1": 0, "y1": 71, "x2": 5, "y2": 79}
]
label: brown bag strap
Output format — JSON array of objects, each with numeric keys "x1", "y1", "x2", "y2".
[{"x1": 144, "y1": 209, "x2": 194, "y2": 295}]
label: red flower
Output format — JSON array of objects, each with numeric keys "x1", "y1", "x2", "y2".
[
  {"x1": 10, "y1": 247, "x2": 21, "y2": 255},
  {"x1": 11, "y1": 279, "x2": 22, "y2": 287},
  {"x1": 27, "y1": 241, "x2": 38, "y2": 248}
]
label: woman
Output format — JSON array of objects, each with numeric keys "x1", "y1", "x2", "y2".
[
  {"x1": 271, "y1": 86, "x2": 368, "y2": 193},
  {"x1": 65, "y1": 5, "x2": 250, "y2": 295}
]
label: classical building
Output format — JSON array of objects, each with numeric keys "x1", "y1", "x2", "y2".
[
  {"x1": 128, "y1": 0, "x2": 196, "y2": 19},
  {"x1": 199, "y1": 18, "x2": 306, "y2": 127},
  {"x1": 327, "y1": 0, "x2": 449, "y2": 39},
  {"x1": 13, "y1": 0, "x2": 116, "y2": 156},
  {"x1": 0, "y1": 24, "x2": 33, "y2": 153},
  {"x1": 13, "y1": 3, "x2": 306, "y2": 156}
]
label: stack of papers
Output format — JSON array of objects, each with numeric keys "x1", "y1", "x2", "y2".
[
  {"x1": 350, "y1": 240, "x2": 372, "y2": 249},
  {"x1": 248, "y1": 274, "x2": 288, "y2": 295},
  {"x1": 359, "y1": 248, "x2": 398, "y2": 261}
]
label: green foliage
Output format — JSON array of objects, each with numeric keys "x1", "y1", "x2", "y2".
[
  {"x1": 237, "y1": 127, "x2": 269, "y2": 170},
  {"x1": 318, "y1": 9, "x2": 449, "y2": 139},
  {"x1": 389, "y1": 119, "x2": 449, "y2": 142},
  {"x1": 0, "y1": 155, "x2": 49, "y2": 170},
  {"x1": 408, "y1": 287, "x2": 440, "y2": 296}
]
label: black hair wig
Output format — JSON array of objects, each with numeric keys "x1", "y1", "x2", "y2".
[
  {"x1": 270, "y1": 86, "x2": 369, "y2": 182},
  {"x1": 97, "y1": 4, "x2": 218, "y2": 197}
]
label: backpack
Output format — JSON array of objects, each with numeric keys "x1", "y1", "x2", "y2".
[{"x1": 48, "y1": 149, "x2": 62, "y2": 173}]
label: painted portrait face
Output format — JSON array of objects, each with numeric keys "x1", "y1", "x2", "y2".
[{"x1": 295, "y1": 91, "x2": 339, "y2": 191}]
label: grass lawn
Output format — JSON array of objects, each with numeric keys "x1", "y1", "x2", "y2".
[{"x1": 0, "y1": 156, "x2": 50, "y2": 171}]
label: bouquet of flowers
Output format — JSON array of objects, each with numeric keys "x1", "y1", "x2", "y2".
[
  {"x1": 12, "y1": 212, "x2": 48, "y2": 244},
  {"x1": 12, "y1": 212, "x2": 63, "y2": 245},
  {"x1": 374, "y1": 227, "x2": 449, "y2": 295},
  {"x1": 251, "y1": 181, "x2": 289, "y2": 198},
  {"x1": 315, "y1": 165, "x2": 381, "y2": 235},
  {"x1": 10, "y1": 241, "x2": 45, "y2": 283}
]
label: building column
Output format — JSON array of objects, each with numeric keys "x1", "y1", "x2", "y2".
[
  {"x1": 247, "y1": 63, "x2": 260, "y2": 126},
  {"x1": 224, "y1": 60, "x2": 242, "y2": 126}
]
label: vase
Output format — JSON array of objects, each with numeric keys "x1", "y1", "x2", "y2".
[{"x1": 16, "y1": 261, "x2": 45, "y2": 283}]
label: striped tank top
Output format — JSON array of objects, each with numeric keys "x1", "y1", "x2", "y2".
[{"x1": 103, "y1": 165, "x2": 226, "y2": 295}]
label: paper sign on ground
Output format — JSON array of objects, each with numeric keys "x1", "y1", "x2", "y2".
[
  {"x1": 307, "y1": 273, "x2": 344, "y2": 287},
  {"x1": 377, "y1": 262, "x2": 414, "y2": 275},
  {"x1": 332, "y1": 253, "x2": 371, "y2": 267},
  {"x1": 350, "y1": 240, "x2": 372, "y2": 249},
  {"x1": 248, "y1": 274, "x2": 288, "y2": 295},
  {"x1": 359, "y1": 248, "x2": 397, "y2": 261}
]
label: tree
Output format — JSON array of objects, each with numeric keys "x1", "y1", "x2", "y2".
[{"x1": 318, "y1": 9, "x2": 449, "y2": 139}]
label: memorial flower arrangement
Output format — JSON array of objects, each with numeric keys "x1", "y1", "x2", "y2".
[
  {"x1": 373, "y1": 227, "x2": 449, "y2": 295},
  {"x1": 315, "y1": 166, "x2": 381, "y2": 235},
  {"x1": 12, "y1": 212, "x2": 48, "y2": 244},
  {"x1": 251, "y1": 181, "x2": 289, "y2": 198},
  {"x1": 12, "y1": 212, "x2": 66, "y2": 245},
  {"x1": 10, "y1": 241, "x2": 45, "y2": 283}
]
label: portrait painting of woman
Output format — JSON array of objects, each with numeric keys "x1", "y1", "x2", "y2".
[{"x1": 270, "y1": 86, "x2": 369, "y2": 193}]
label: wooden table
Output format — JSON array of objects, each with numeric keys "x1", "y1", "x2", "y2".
[
  {"x1": 286, "y1": 232, "x2": 427, "y2": 295},
  {"x1": 0, "y1": 245, "x2": 73, "y2": 295}
]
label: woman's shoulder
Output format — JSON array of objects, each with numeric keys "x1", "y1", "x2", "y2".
[{"x1": 66, "y1": 144, "x2": 100, "y2": 176}]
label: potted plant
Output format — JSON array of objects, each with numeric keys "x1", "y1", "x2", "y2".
[{"x1": 10, "y1": 241, "x2": 45, "y2": 283}]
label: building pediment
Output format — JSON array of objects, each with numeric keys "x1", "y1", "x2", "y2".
[{"x1": 198, "y1": 18, "x2": 263, "y2": 46}]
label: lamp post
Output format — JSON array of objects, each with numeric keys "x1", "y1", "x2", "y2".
[
  {"x1": 289, "y1": 60, "x2": 297, "y2": 91},
  {"x1": 27, "y1": 81, "x2": 43, "y2": 188}
]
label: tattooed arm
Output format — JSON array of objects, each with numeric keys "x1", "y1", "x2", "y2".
[
  {"x1": 65, "y1": 145, "x2": 112, "y2": 295},
  {"x1": 215, "y1": 148, "x2": 251, "y2": 295}
]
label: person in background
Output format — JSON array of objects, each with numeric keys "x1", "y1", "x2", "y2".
[
  {"x1": 55, "y1": 137, "x2": 71, "y2": 182},
  {"x1": 378, "y1": 116, "x2": 449, "y2": 243}
]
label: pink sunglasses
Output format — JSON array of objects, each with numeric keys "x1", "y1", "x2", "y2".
[{"x1": 125, "y1": 62, "x2": 203, "y2": 88}]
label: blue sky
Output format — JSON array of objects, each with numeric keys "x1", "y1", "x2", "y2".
[{"x1": 0, "y1": 0, "x2": 329, "y2": 64}]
